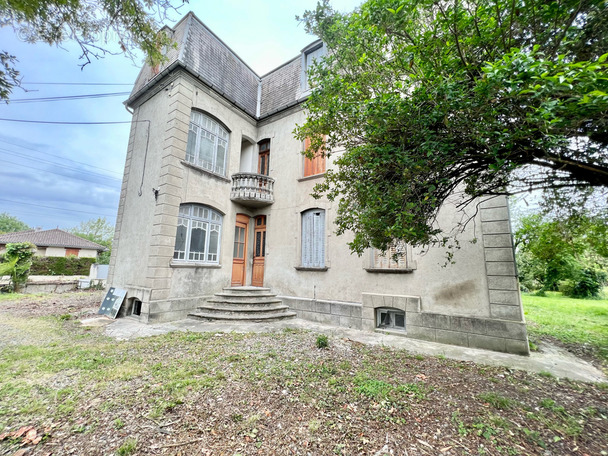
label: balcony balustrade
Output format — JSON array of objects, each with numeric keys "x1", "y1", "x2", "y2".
[{"x1": 230, "y1": 172, "x2": 275, "y2": 207}]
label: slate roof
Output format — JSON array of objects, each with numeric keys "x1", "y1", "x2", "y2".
[
  {"x1": 0, "y1": 229, "x2": 106, "y2": 251},
  {"x1": 127, "y1": 12, "x2": 312, "y2": 119}
]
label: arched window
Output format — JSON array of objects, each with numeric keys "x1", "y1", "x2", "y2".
[
  {"x1": 301, "y1": 209, "x2": 325, "y2": 268},
  {"x1": 173, "y1": 204, "x2": 223, "y2": 263},
  {"x1": 185, "y1": 111, "x2": 229, "y2": 176}
]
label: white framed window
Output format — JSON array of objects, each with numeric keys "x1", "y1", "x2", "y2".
[
  {"x1": 376, "y1": 308, "x2": 406, "y2": 330},
  {"x1": 185, "y1": 111, "x2": 229, "y2": 176},
  {"x1": 173, "y1": 204, "x2": 223, "y2": 263},
  {"x1": 301, "y1": 209, "x2": 325, "y2": 268}
]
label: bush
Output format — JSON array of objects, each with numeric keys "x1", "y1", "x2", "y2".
[
  {"x1": 29, "y1": 256, "x2": 96, "y2": 276},
  {"x1": 0, "y1": 242, "x2": 36, "y2": 292},
  {"x1": 559, "y1": 268, "x2": 607, "y2": 299}
]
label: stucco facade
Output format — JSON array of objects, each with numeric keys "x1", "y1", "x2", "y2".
[{"x1": 108, "y1": 12, "x2": 529, "y2": 355}]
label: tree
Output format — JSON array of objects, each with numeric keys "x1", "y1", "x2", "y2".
[
  {"x1": 514, "y1": 213, "x2": 607, "y2": 297},
  {"x1": 0, "y1": 0, "x2": 184, "y2": 100},
  {"x1": 69, "y1": 217, "x2": 114, "y2": 264},
  {"x1": 0, "y1": 212, "x2": 30, "y2": 234},
  {"x1": 295, "y1": 0, "x2": 608, "y2": 256},
  {"x1": 0, "y1": 242, "x2": 36, "y2": 292}
]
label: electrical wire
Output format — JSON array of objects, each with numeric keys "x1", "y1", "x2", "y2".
[
  {"x1": 0, "y1": 198, "x2": 117, "y2": 217},
  {"x1": 0, "y1": 118, "x2": 133, "y2": 125},
  {"x1": 1, "y1": 158, "x2": 121, "y2": 188},
  {"x1": 0, "y1": 138, "x2": 123, "y2": 176},
  {"x1": 0, "y1": 148, "x2": 121, "y2": 182},
  {"x1": 9, "y1": 91, "x2": 130, "y2": 104},
  {"x1": 21, "y1": 82, "x2": 132, "y2": 86}
]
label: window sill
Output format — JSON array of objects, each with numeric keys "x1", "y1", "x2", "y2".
[
  {"x1": 294, "y1": 266, "x2": 329, "y2": 271},
  {"x1": 365, "y1": 268, "x2": 415, "y2": 274},
  {"x1": 181, "y1": 160, "x2": 231, "y2": 183},
  {"x1": 297, "y1": 173, "x2": 325, "y2": 182},
  {"x1": 170, "y1": 261, "x2": 222, "y2": 269}
]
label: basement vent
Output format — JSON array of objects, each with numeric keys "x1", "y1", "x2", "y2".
[
  {"x1": 376, "y1": 308, "x2": 405, "y2": 330},
  {"x1": 130, "y1": 298, "x2": 142, "y2": 316}
]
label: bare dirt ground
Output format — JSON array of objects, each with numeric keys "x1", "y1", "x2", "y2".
[{"x1": 0, "y1": 291, "x2": 607, "y2": 456}]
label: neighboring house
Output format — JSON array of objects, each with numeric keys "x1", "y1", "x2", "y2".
[
  {"x1": 0, "y1": 229, "x2": 105, "y2": 259},
  {"x1": 108, "y1": 12, "x2": 529, "y2": 355}
]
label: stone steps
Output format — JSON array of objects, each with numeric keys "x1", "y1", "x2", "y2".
[{"x1": 188, "y1": 286, "x2": 296, "y2": 323}]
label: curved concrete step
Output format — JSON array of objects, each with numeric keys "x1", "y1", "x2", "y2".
[
  {"x1": 222, "y1": 286, "x2": 272, "y2": 295},
  {"x1": 188, "y1": 310, "x2": 296, "y2": 322},
  {"x1": 196, "y1": 303, "x2": 291, "y2": 314},
  {"x1": 206, "y1": 297, "x2": 283, "y2": 306}
]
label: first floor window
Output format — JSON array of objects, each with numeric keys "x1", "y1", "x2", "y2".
[
  {"x1": 173, "y1": 204, "x2": 222, "y2": 263},
  {"x1": 185, "y1": 111, "x2": 229, "y2": 176},
  {"x1": 301, "y1": 209, "x2": 325, "y2": 267},
  {"x1": 372, "y1": 240, "x2": 409, "y2": 269}
]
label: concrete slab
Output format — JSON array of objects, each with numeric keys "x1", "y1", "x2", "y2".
[{"x1": 104, "y1": 317, "x2": 607, "y2": 384}]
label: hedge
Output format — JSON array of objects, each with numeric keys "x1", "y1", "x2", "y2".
[{"x1": 29, "y1": 256, "x2": 96, "y2": 276}]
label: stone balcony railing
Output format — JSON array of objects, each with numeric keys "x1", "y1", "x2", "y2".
[{"x1": 230, "y1": 172, "x2": 275, "y2": 207}]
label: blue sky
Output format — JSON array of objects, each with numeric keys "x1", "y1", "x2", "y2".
[{"x1": 0, "y1": 0, "x2": 361, "y2": 231}]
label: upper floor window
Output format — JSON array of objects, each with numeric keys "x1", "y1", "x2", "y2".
[
  {"x1": 258, "y1": 139, "x2": 270, "y2": 176},
  {"x1": 301, "y1": 209, "x2": 325, "y2": 268},
  {"x1": 303, "y1": 137, "x2": 326, "y2": 177},
  {"x1": 302, "y1": 42, "x2": 326, "y2": 92},
  {"x1": 185, "y1": 111, "x2": 229, "y2": 176},
  {"x1": 174, "y1": 204, "x2": 223, "y2": 263}
]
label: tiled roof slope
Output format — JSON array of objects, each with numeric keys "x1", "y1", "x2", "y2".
[
  {"x1": 0, "y1": 229, "x2": 106, "y2": 251},
  {"x1": 128, "y1": 12, "x2": 310, "y2": 119}
]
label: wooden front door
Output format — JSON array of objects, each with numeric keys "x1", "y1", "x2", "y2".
[
  {"x1": 251, "y1": 215, "x2": 266, "y2": 287},
  {"x1": 231, "y1": 214, "x2": 249, "y2": 286}
]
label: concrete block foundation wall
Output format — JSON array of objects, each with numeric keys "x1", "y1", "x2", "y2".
[{"x1": 281, "y1": 292, "x2": 529, "y2": 356}]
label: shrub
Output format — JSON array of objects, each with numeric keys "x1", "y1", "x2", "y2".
[
  {"x1": 559, "y1": 268, "x2": 607, "y2": 299},
  {"x1": 316, "y1": 334, "x2": 329, "y2": 349},
  {"x1": 29, "y1": 256, "x2": 96, "y2": 276},
  {"x1": 0, "y1": 242, "x2": 36, "y2": 292}
]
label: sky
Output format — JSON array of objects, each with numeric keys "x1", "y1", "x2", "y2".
[{"x1": 0, "y1": 0, "x2": 362, "y2": 231}]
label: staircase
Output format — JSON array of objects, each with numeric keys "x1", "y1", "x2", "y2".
[{"x1": 188, "y1": 286, "x2": 296, "y2": 322}]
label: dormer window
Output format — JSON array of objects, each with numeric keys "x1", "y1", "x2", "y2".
[{"x1": 301, "y1": 42, "x2": 326, "y2": 92}]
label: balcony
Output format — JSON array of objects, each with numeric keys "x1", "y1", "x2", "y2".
[{"x1": 230, "y1": 173, "x2": 275, "y2": 207}]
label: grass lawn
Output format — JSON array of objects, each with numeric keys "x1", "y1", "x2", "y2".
[
  {"x1": 522, "y1": 292, "x2": 608, "y2": 364},
  {"x1": 0, "y1": 291, "x2": 607, "y2": 455}
]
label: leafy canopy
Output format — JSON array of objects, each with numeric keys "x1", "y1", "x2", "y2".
[
  {"x1": 515, "y1": 212, "x2": 607, "y2": 297},
  {"x1": 0, "y1": 0, "x2": 184, "y2": 100},
  {"x1": 296, "y1": 0, "x2": 608, "y2": 255},
  {"x1": 0, "y1": 212, "x2": 30, "y2": 234}
]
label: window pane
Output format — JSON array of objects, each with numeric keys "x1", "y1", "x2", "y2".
[
  {"x1": 189, "y1": 221, "x2": 207, "y2": 260},
  {"x1": 199, "y1": 134, "x2": 215, "y2": 169},
  {"x1": 208, "y1": 226, "x2": 219, "y2": 262},
  {"x1": 380, "y1": 312, "x2": 391, "y2": 326},
  {"x1": 216, "y1": 141, "x2": 227, "y2": 174},
  {"x1": 173, "y1": 219, "x2": 188, "y2": 259},
  {"x1": 395, "y1": 313, "x2": 405, "y2": 328},
  {"x1": 186, "y1": 127, "x2": 198, "y2": 163}
]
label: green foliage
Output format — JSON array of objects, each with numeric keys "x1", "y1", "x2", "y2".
[
  {"x1": 296, "y1": 0, "x2": 608, "y2": 254},
  {"x1": 29, "y1": 256, "x2": 95, "y2": 276},
  {"x1": 0, "y1": 242, "x2": 36, "y2": 292},
  {"x1": 0, "y1": 212, "x2": 30, "y2": 234},
  {"x1": 315, "y1": 334, "x2": 329, "y2": 348},
  {"x1": 515, "y1": 213, "x2": 607, "y2": 297},
  {"x1": 116, "y1": 438, "x2": 137, "y2": 456},
  {"x1": 69, "y1": 217, "x2": 114, "y2": 265},
  {"x1": 0, "y1": 0, "x2": 182, "y2": 100}
]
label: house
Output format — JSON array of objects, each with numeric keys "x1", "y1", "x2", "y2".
[
  {"x1": 0, "y1": 229, "x2": 105, "y2": 259},
  {"x1": 107, "y1": 12, "x2": 529, "y2": 355}
]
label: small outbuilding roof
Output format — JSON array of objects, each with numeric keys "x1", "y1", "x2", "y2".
[{"x1": 0, "y1": 229, "x2": 107, "y2": 251}]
